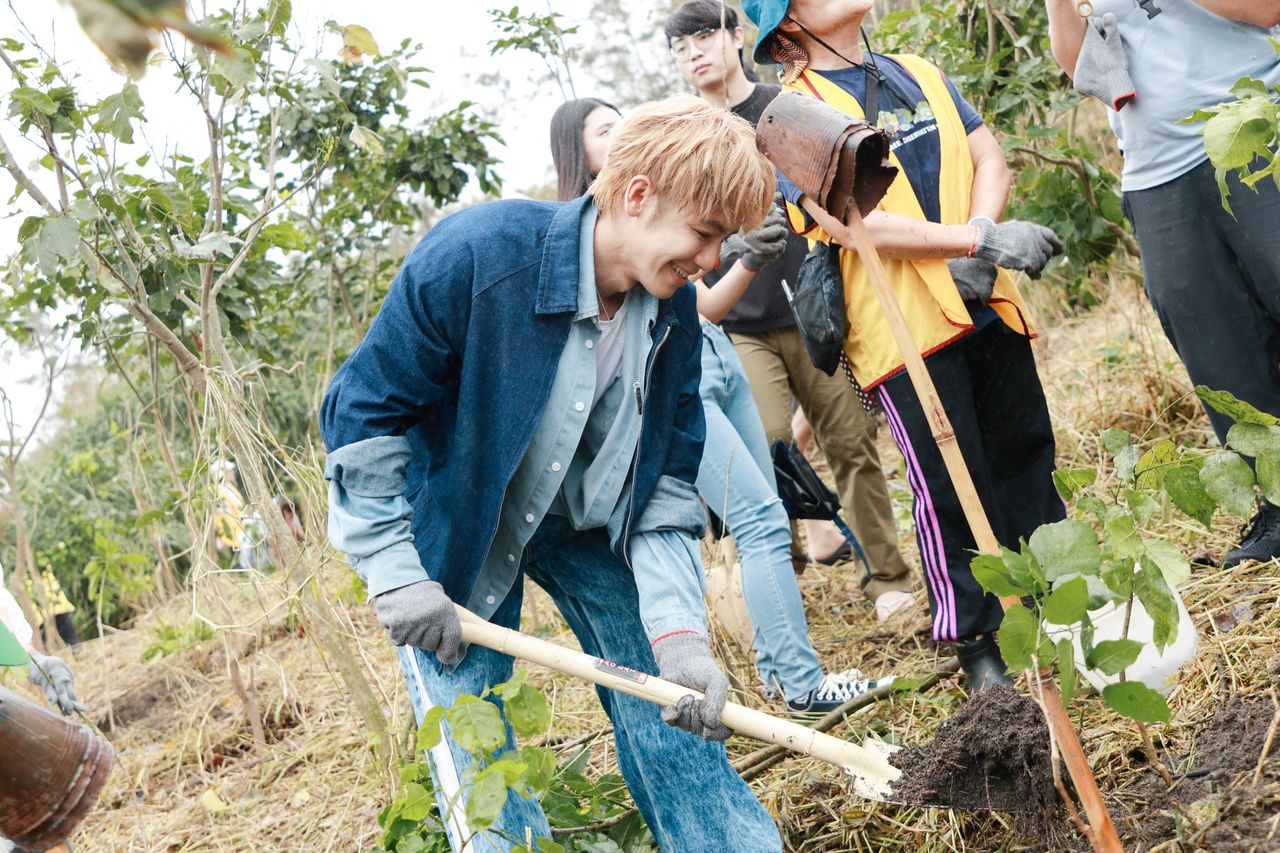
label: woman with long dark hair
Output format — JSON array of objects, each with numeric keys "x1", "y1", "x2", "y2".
[
  {"x1": 549, "y1": 98, "x2": 620, "y2": 201},
  {"x1": 550, "y1": 96, "x2": 891, "y2": 716}
]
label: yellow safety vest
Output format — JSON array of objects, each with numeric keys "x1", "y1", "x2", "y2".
[
  {"x1": 783, "y1": 54, "x2": 1036, "y2": 389},
  {"x1": 26, "y1": 568, "x2": 75, "y2": 618}
]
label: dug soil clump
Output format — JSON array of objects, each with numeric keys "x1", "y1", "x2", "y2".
[
  {"x1": 1115, "y1": 693, "x2": 1280, "y2": 851},
  {"x1": 889, "y1": 684, "x2": 1065, "y2": 841}
]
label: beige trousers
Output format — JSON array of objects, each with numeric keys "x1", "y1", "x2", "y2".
[{"x1": 730, "y1": 326, "x2": 914, "y2": 600}]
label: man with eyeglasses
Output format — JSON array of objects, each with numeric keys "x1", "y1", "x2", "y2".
[{"x1": 664, "y1": 0, "x2": 918, "y2": 622}]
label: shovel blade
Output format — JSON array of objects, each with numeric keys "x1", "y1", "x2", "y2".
[{"x1": 844, "y1": 737, "x2": 903, "y2": 803}]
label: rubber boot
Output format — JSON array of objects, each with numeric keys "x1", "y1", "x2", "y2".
[{"x1": 955, "y1": 634, "x2": 1013, "y2": 691}]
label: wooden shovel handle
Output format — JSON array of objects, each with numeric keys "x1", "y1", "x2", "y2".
[{"x1": 453, "y1": 605, "x2": 891, "y2": 777}]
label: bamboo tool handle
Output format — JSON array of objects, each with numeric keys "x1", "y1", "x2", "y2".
[
  {"x1": 797, "y1": 197, "x2": 1123, "y2": 853},
  {"x1": 796, "y1": 198, "x2": 1007, "y2": 574},
  {"x1": 453, "y1": 605, "x2": 901, "y2": 800}
]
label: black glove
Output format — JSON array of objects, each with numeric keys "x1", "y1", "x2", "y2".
[
  {"x1": 973, "y1": 219, "x2": 1064, "y2": 279},
  {"x1": 946, "y1": 257, "x2": 998, "y2": 304},
  {"x1": 720, "y1": 205, "x2": 788, "y2": 271}
]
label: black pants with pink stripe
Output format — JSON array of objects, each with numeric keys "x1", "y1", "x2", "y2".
[{"x1": 876, "y1": 321, "x2": 1064, "y2": 643}]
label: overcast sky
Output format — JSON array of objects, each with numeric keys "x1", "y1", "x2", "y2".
[{"x1": 0, "y1": 0, "x2": 608, "y2": 437}]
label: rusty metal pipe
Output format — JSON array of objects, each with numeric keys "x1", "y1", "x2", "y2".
[{"x1": 0, "y1": 687, "x2": 114, "y2": 849}]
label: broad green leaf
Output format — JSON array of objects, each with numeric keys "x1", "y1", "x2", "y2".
[
  {"x1": 1202, "y1": 97, "x2": 1275, "y2": 171},
  {"x1": 1196, "y1": 386, "x2": 1280, "y2": 425},
  {"x1": 1044, "y1": 576, "x2": 1089, "y2": 625},
  {"x1": 1056, "y1": 638, "x2": 1076, "y2": 707},
  {"x1": 479, "y1": 757, "x2": 527, "y2": 788},
  {"x1": 970, "y1": 553, "x2": 1028, "y2": 597},
  {"x1": 1135, "y1": 561, "x2": 1180, "y2": 652},
  {"x1": 1052, "y1": 467, "x2": 1096, "y2": 501},
  {"x1": 395, "y1": 782, "x2": 434, "y2": 823},
  {"x1": 1079, "y1": 612, "x2": 1096, "y2": 658},
  {"x1": 519, "y1": 745, "x2": 556, "y2": 792},
  {"x1": 446, "y1": 696, "x2": 505, "y2": 755},
  {"x1": 396, "y1": 835, "x2": 428, "y2": 853},
  {"x1": 416, "y1": 705, "x2": 446, "y2": 752},
  {"x1": 94, "y1": 83, "x2": 144, "y2": 144},
  {"x1": 259, "y1": 221, "x2": 308, "y2": 251},
  {"x1": 1028, "y1": 519, "x2": 1101, "y2": 581},
  {"x1": 1102, "y1": 681, "x2": 1171, "y2": 724},
  {"x1": 0, "y1": 621, "x2": 29, "y2": 666},
  {"x1": 213, "y1": 47, "x2": 257, "y2": 88},
  {"x1": 1226, "y1": 422, "x2": 1280, "y2": 457},
  {"x1": 1141, "y1": 539, "x2": 1190, "y2": 587},
  {"x1": 10, "y1": 86, "x2": 57, "y2": 116},
  {"x1": 503, "y1": 683, "x2": 550, "y2": 737},
  {"x1": 266, "y1": 0, "x2": 292, "y2": 36},
  {"x1": 537, "y1": 838, "x2": 567, "y2": 853},
  {"x1": 464, "y1": 768, "x2": 508, "y2": 832},
  {"x1": 29, "y1": 215, "x2": 80, "y2": 274},
  {"x1": 1136, "y1": 440, "x2": 1177, "y2": 490},
  {"x1": 1126, "y1": 489, "x2": 1159, "y2": 523},
  {"x1": 1086, "y1": 639, "x2": 1143, "y2": 676},
  {"x1": 1101, "y1": 428, "x2": 1132, "y2": 454},
  {"x1": 1256, "y1": 448, "x2": 1280, "y2": 506},
  {"x1": 1105, "y1": 514, "x2": 1140, "y2": 560},
  {"x1": 175, "y1": 231, "x2": 242, "y2": 260},
  {"x1": 1100, "y1": 557, "x2": 1134, "y2": 599},
  {"x1": 1200, "y1": 451, "x2": 1256, "y2": 517},
  {"x1": 1163, "y1": 462, "x2": 1216, "y2": 527},
  {"x1": 997, "y1": 604, "x2": 1038, "y2": 672},
  {"x1": 350, "y1": 125, "x2": 385, "y2": 156},
  {"x1": 133, "y1": 508, "x2": 166, "y2": 527},
  {"x1": 1003, "y1": 545, "x2": 1045, "y2": 593},
  {"x1": 1115, "y1": 445, "x2": 1141, "y2": 482}
]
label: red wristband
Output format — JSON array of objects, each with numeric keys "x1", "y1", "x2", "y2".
[{"x1": 650, "y1": 629, "x2": 700, "y2": 647}]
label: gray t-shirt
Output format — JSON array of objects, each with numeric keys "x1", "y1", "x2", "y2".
[{"x1": 1094, "y1": 0, "x2": 1280, "y2": 191}]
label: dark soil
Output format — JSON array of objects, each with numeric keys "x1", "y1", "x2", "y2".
[
  {"x1": 1113, "y1": 694, "x2": 1280, "y2": 851},
  {"x1": 889, "y1": 684, "x2": 1066, "y2": 842}
]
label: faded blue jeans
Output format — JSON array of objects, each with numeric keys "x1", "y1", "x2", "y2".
[
  {"x1": 398, "y1": 514, "x2": 782, "y2": 852},
  {"x1": 697, "y1": 322, "x2": 824, "y2": 701}
]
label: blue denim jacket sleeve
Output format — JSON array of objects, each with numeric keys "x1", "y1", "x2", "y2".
[
  {"x1": 627, "y1": 474, "x2": 709, "y2": 642},
  {"x1": 324, "y1": 435, "x2": 427, "y2": 598}
]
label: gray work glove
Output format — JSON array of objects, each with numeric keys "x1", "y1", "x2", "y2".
[
  {"x1": 720, "y1": 205, "x2": 788, "y2": 272},
  {"x1": 651, "y1": 633, "x2": 732, "y2": 741},
  {"x1": 973, "y1": 219, "x2": 1065, "y2": 279},
  {"x1": 946, "y1": 257, "x2": 998, "y2": 304},
  {"x1": 374, "y1": 579, "x2": 464, "y2": 666},
  {"x1": 1074, "y1": 13, "x2": 1136, "y2": 111},
  {"x1": 28, "y1": 651, "x2": 86, "y2": 716}
]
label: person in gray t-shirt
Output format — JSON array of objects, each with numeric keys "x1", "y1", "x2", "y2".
[{"x1": 1047, "y1": 0, "x2": 1280, "y2": 567}]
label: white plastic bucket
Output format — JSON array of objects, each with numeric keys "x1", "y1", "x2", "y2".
[{"x1": 1050, "y1": 584, "x2": 1198, "y2": 696}]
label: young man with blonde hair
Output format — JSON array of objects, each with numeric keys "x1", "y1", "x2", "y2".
[{"x1": 321, "y1": 95, "x2": 783, "y2": 851}]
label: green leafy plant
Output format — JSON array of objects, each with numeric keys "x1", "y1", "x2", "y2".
[
  {"x1": 141, "y1": 619, "x2": 216, "y2": 661},
  {"x1": 974, "y1": 387, "x2": 1280, "y2": 762},
  {"x1": 377, "y1": 670, "x2": 654, "y2": 853},
  {"x1": 1183, "y1": 38, "x2": 1280, "y2": 212}
]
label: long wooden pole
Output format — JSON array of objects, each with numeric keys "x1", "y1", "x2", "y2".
[{"x1": 799, "y1": 196, "x2": 1122, "y2": 853}]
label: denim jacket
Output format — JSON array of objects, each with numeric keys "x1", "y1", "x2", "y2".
[{"x1": 320, "y1": 195, "x2": 707, "y2": 620}]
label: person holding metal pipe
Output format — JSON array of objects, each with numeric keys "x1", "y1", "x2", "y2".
[
  {"x1": 1045, "y1": 0, "x2": 1280, "y2": 568},
  {"x1": 743, "y1": 0, "x2": 1067, "y2": 690},
  {"x1": 321, "y1": 96, "x2": 783, "y2": 851},
  {"x1": 664, "y1": 0, "x2": 919, "y2": 621}
]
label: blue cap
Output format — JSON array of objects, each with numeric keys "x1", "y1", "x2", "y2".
[{"x1": 742, "y1": 0, "x2": 790, "y2": 65}]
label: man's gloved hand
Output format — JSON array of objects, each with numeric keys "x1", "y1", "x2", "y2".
[
  {"x1": 1074, "y1": 13, "x2": 1136, "y2": 111},
  {"x1": 28, "y1": 651, "x2": 86, "y2": 716},
  {"x1": 720, "y1": 205, "x2": 788, "y2": 272},
  {"x1": 651, "y1": 632, "x2": 732, "y2": 741},
  {"x1": 374, "y1": 579, "x2": 464, "y2": 666},
  {"x1": 973, "y1": 219, "x2": 1065, "y2": 279},
  {"x1": 946, "y1": 257, "x2": 998, "y2": 304}
]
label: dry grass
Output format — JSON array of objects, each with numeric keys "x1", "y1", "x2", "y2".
[{"x1": 18, "y1": 280, "x2": 1276, "y2": 851}]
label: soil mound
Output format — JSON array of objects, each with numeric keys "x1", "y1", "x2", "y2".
[
  {"x1": 1115, "y1": 693, "x2": 1280, "y2": 851},
  {"x1": 888, "y1": 684, "x2": 1063, "y2": 840}
]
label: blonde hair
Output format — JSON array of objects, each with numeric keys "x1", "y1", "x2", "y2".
[{"x1": 590, "y1": 94, "x2": 775, "y2": 232}]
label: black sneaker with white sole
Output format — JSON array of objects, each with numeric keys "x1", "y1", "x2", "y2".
[
  {"x1": 785, "y1": 669, "x2": 890, "y2": 719},
  {"x1": 1223, "y1": 501, "x2": 1280, "y2": 568}
]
